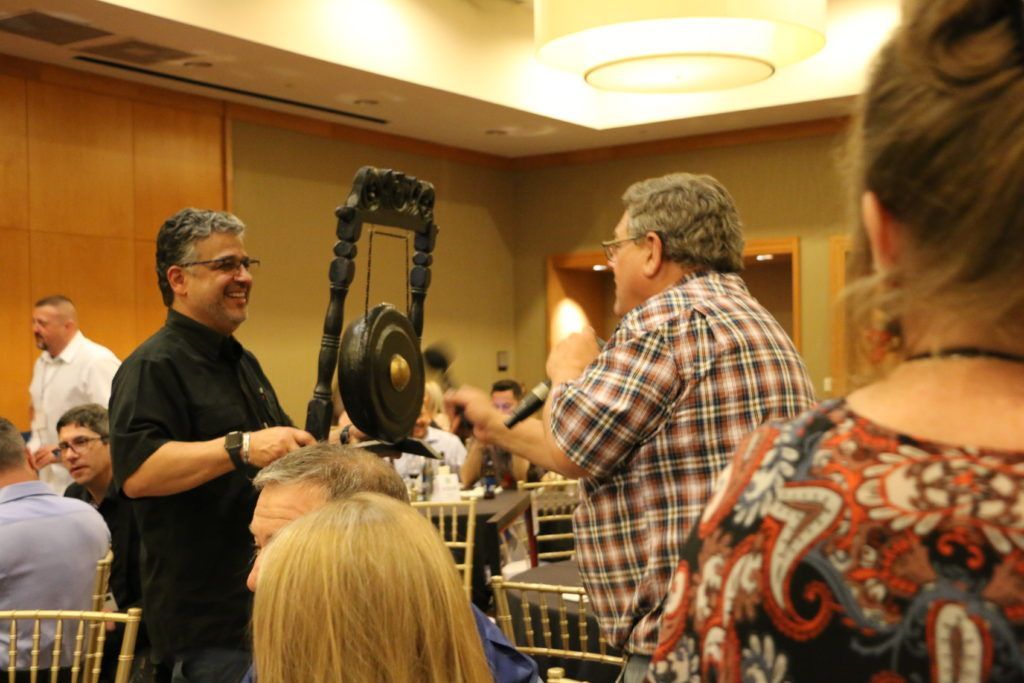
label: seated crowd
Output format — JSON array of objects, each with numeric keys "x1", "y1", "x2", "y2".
[{"x1": 4, "y1": 1, "x2": 1024, "y2": 681}]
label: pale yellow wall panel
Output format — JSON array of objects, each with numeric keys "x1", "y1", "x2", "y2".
[
  {"x1": 0, "y1": 75, "x2": 28, "y2": 232},
  {"x1": 30, "y1": 232, "x2": 136, "y2": 362},
  {"x1": 133, "y1": 103, "x2": 224, "y2": 239},
  {"x1": 0, "y1": 229, "x2": 33, "y2": 430},
  {"x1": 28, "y1": 82, "x2": 133, "y2": 237}
]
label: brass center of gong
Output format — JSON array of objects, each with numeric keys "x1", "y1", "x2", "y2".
[{"x1": 389, "y1": 354, "x2": 411, "y2": 391}]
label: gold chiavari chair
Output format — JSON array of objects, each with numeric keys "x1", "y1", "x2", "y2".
[
  {"x1": 518, "y1": 479, "x2": 579, "y2": 565},
  {"x1": 546, "y1": 667, "x2": 587, "y2": 683},
  {"x1": 411, "y1": 499, "x2": 476, "y2": 599},
  {"x1": 89, "y1": 552, "x2": 113, "y2": 614},
  {"x1": 490, "y1": 576, "x2": 622, "y2": 668},
  {"x1": 0, "y1": 608, "x2": 142, "y2": 683}
]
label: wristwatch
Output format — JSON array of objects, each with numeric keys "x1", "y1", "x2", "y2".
[{"x1": 225, "y1": 431, "x2": 245, "y2": 471}]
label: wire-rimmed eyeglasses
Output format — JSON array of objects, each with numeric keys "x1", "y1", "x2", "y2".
[
  {"x1": 600, "y1": 231, "x2": 664, "y2": 262},
  {"x1": 178, "y1": 256, "x2": 261, "y2": 274}
]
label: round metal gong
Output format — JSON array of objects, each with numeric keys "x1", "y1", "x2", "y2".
[{"x1": 339, "y1": 303, "x2": 424, "y2": 443}]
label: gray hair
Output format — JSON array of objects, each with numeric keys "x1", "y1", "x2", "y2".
[
  {"x1": 253, "y1": 442, "x2": 409, "y2": 503},
  {"x1": 155, "y1": 208, "x2": 246, "y2": 306},
  {"x1": 622, "y1": 173, "x2": 745, "y2": 273},
  {"x1": 56, "y1": 403, "x2": 109, "y2": 439},
  {"x1": 0, "y1": 417, "x2": 27, "y2": 472}
]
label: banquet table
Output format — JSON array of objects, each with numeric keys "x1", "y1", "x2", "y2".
[{"x1": 456, "y1": 489, "x2": 531, "y2": 610}]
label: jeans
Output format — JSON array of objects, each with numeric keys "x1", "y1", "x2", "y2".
[{"x1": 170, "y1": 648, "x2": 250, "y2": 683}]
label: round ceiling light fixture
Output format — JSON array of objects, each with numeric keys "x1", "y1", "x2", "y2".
[{"x1": 535, "y1": 0, "x2": 827, "y2": 93}]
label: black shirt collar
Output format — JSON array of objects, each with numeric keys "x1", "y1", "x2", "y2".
[{"x1": 165, "y1": 308, "x2": 243, "y2": 362}]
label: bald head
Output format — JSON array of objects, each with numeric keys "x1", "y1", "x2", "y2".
[{"x1": 32, "y1": 296, "x2": 78, "y2": 357}]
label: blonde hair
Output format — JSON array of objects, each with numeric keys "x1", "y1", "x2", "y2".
[
  {"x1": 252, "y1": 493, "x2": 492, "y2": 683},
  {"x1": 846, "y1": 0, "x2": 1024, "y2": 348}
]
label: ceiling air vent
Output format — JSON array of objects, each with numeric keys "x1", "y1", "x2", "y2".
[
  {"x1": 0, "y1": 11, "x2": 110, "y2": 45},
  {"x1": 80, "y1": 39, "x2": 193, "y2": 65}
]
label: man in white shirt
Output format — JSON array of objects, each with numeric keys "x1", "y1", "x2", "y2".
[
  {"x1": 27, "y1": 295, "x2": 121, "y2": 493},
  {"x1": 391, "y1": 393, "x2": 467, "y2": 479}
]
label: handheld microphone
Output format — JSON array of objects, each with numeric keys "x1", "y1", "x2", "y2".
[
  {"x1": 503, "y1": 381, "x2": 550, "y2": 428},
  {"x1": 504, "y1": 337, "x2": 605, "y2": 428}
]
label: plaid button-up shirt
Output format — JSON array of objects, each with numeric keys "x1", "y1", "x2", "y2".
[{"x1": 549, "y1": 271, "x2": 814, "y2": 655}]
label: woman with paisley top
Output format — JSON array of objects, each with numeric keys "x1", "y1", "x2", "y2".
[{"x1": 649, "y1": 1, "x2": 1024, "y2": 681}]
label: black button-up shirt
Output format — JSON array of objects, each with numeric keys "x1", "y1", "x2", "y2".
[
  {"x1": 109, "y1": 309, "x2": 290, "y2": 659},
  {"x1": 64, "y1": 481, "x2": 148, "y2": 650}
]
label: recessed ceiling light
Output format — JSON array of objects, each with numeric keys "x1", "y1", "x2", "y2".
[
  {"x1": 592, "y1": 264, "x2": 609, "y2": 271},
  {"x1": 756, "y1": 254, "x2": 774, "y2": 261}
]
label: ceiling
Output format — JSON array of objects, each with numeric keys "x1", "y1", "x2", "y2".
[{"x1": 0, "y1": 0, "x2": 901, "y2": 158}]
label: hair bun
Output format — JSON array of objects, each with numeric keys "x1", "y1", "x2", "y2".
[{"x1": 902, "y1": 0, "x2": 1023, "y2": 91}]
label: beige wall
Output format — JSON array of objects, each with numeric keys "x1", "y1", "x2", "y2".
[
  {"x1": 3, "y1": 54, "x2": 854, "y2": 431},
  {"x1": 511, "y1": 133, "x2": 849, "y2": 395},
  {"x1": 231, "y1": 121, "x2": 521, "y2": 421}
]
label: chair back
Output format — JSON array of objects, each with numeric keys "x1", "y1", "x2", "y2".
[
  {"x1": 547, "y1": 667, "x2": 588, "y2": 683},
  {"x1": 519, "y1": 479, "x2": 579, "y2": 564},
  {"x1": 490, "y1": 576, "x2": 622, "y2": 666},
  {"x1": 0, "y1": 608, "x2": 142, "y2": 683},
  {"x1": 411, "y1": 499, "x2": 476, "y2": 599},
  {"x1": 90, "y1": 551, "x2": 113, "y2": 613}
]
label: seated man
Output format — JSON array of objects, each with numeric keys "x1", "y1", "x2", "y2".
[
  {"x1": 460, "y1": 379, "x2": 543, "y2": 490},
  {"x1": 0, "y1": 416, "x2": 109, "y2": 677},
  {"x1": 341, "y1": 391, "x2": 466, "y2": 483},
  {"x1": 244, "y1": 443, "x2": 538, "y2": 683},
  {"x1": 57, "y1": 404, "x2": 149, "y2": 681}
]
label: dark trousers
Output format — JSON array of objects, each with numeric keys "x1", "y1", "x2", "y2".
[{"x1": 169, "y1": 648, "x2": 250, "y2": 683}]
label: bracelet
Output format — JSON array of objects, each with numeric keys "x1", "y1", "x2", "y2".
[
  {"x1": 241, "y1": 432, "x2": 251, "y2": 465},
  {"x1": 340, "y1": 424, "x2": 351, "y2": 445}
]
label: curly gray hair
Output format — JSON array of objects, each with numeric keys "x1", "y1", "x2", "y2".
[{"x1": 622, "y1": 173, "x2": 744, "y2": 273}]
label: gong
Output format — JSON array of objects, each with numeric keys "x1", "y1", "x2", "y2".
[{"x1": 339, "y1": 303, "x2": 425, "y2": 444}]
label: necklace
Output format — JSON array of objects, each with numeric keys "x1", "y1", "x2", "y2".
[{"x1": 905, "y1": 346, "x2": 1024, "y2": 365}]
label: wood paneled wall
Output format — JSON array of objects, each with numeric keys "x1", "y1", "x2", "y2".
[{"x1": 0, "y1": 58, "x2": 225, "y2": 430}]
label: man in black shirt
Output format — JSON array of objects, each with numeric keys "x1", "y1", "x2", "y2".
[
  {"x1": 57, "y1": 403, "x2": 149, "y2": 682},
  {"x1": 109, "y1": 208, "x2": 314, "y2": 683}
]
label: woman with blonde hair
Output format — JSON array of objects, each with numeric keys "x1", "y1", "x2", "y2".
[
  {"x1": 252, "y1": 492, "x2": 492, "y2": 683},
  {"x1": 650, "y1": 0, "x2": 1024, "y2": 680}
]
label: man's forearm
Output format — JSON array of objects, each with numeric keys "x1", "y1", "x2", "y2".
[
  {"x1": 122, "y1": 438, "x2": 233, "y2": 498},
  {"x1": 460, "y1": 440, "x2": 484, "y2": 488},
  {"x1": 485, "y1": 413, "x2": 588, "y2": 479}
]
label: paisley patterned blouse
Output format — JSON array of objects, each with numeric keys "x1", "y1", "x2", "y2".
[{"x1": 649, "y1": 400, "x2": 1024, "y2": 683}]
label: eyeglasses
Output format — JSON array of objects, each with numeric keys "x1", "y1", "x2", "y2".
[
  {"x1": 178, "y1": 256, "x2": 261, "y2": 274},
  {"x1": 600, "y1": 232, "x2": 666, "y2": 263},
  {"x1": 601, "y1": 235, "x2": 645, "y2": 262},
  {"x1": 53, "y1": 436, "x2": 105, "y2": 458}
]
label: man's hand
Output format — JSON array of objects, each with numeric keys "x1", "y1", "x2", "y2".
[
  {"x1": 30, "y1": 444, "x2": 62, "y2": 471},
  {"x1": 447, "y1": 386, "x2": 503, "y2": 447},
  {"x1": 246, "y1": 427, "x2": 316, "y2": 468},
  {"x1": 547, "y1": 329, "x2": 602, "y2": 385}
]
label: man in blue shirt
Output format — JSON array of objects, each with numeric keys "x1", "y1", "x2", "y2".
[{"x1": 0, "y1": 416, "x2": 109, "y2": 673}]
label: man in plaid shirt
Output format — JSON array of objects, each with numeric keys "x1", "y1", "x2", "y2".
[{"x1": 451, "y1": 173, "x2": 813, "y2": 682}]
